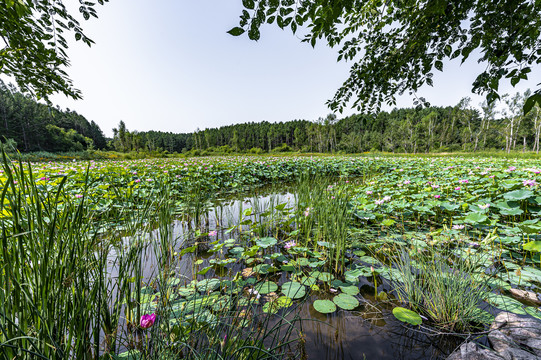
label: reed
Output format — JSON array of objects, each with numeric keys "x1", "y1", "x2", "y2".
[{"x1": 391, "y1": 245, "x2": 489, "y2": 332}]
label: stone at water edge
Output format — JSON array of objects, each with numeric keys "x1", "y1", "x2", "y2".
[
  {"x1": 489, "y1": 312, "x2": 541, "y2": 358},
  {"x1": 509, "y1": 288, "x2": 541, "y2": 306},
  {"x1": 446, "y1": 312, "x2": 541, "y2": 360},
  {"x1": 446, "y1": 342, "x2": 502, "y2": 360}
]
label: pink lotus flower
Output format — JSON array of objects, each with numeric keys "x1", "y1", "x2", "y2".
[
  {"x1": 434, "y1": 195, "x2": 441, "y2": 199},
  {"x1": 455, "y1": 187, "x2": 461, "y2": 191},
  {"x1": 284, "y1": 240, "x2": 296, "y2": 250},
  {"x1": 523, "y1": 179, "x2": 537, "y2": 187},
  {"x1": 209, "y1": 230, "x2": 217, "y2": 237},
  {"x1": 140, "y1": 313, "x2": 156, "y2": 329}
]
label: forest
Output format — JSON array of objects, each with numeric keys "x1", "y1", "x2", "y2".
[
  {"x1": 2, "y1": 80, "x2": 540, "y2": 155},
  {"x1": 0, "y1": 81, "x2": 107, "y2": 152},
  {"x1": 111, "y1": 91, "x2": 541, "y2": 155}
]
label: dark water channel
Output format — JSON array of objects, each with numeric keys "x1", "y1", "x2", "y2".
[{"x1": 119, "y1": 183, "x2": 465, "y2": 360}]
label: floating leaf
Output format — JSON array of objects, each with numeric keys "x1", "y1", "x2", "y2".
[
  {"x1": 229, "y1": 246, "x2": 245, "y2": 255},
  {"x1": 359, "y1": 256, "x2": 379, "y2": 265},
  {"x1": 253, "y1": 264, "x2": 271, "y2": 274},
  {"x1": 344, "y1": 269, "x2": 363, "y2": 283},
  {"x1": 523, "y1": 241, "x2": 541, "y2": 252},
  {"x1": 256, "y1": 237, "x2": 277, "y2": 248},
  {"x1": 333, "y1": 293, "x2": 359, "y2": 310},
  {"x1": 300, "y1": 276, "x2": 317, "y2": 286},
  {"x1": 485, "y1": 293, "x2": 527, "y2": 315},
  {"x1": 525, "y1": 306, "x2": 541, "y2": 320},
  {"x1": 281, "y1": 281, "x2": 306, "y2": 299},
  {"x1": 263, "y1": 296, "x2": 292, "y2": 314},
  {"x1": 503, "y1": 189, "x2": 534, "y2": 201},
  {"x1": 353, "y1": 250, "x2": 366, "y2": 257},
  {"x1": 313, "y1": 299, "x2": 336, "y2": 314},
  {"x1": 196, "y1": 279, "x2": 221, "y2": 292},
  {"x1": 313, "y1": 271, "x2": 333, "y2": 282},
  {"x1": 116, "y1": 350, "x2": 141, "y2": 359},
  {"x1": 281, "y1": 264, "x2": 295, "y2": 272},
  {"x1": 464, "y1": 212, "x2": 488, "y2": 224},
  {"x1": 254, "y1": 281, "x2": 278, "y2": 295},
  {"x1": 392, "y1": 307, "x2": 422, "y2": 325}
]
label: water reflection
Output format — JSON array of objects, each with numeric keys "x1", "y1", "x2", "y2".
[{"x1": 112, "y1": 182, "x2": 463, "y2": 359}]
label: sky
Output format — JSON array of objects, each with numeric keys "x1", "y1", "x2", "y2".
[{"x1": 36, "y1": 1, "x2": 541, "y2": 137}]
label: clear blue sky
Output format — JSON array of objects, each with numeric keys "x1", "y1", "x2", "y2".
[{"x1": 46, "y1": 0, "x2": 540, "y2": 137}]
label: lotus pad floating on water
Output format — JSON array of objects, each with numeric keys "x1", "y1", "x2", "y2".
[
  {"x1": 523, "y1": 241, "x2": 541, "y2": 252},
  {"x1": 263, "y1": 296, "x2": 292, "y2": 314},
  {"x1": 281, "y1": 281, "x2": 306, "y2": 299},
  {"x1": 392, "y1": 307, "x2": 422, "y2": 326},
  {"x1": 116, "y1": 350, "x2": 141, "y2": 359},
  {"x1": 313, "y1": 299, "x2": 336, "y2": 314},
  {"x1": 333, "y1": 293, "x2": 359, "y2": 310},
  {"x1": 256, "y1": 237, "x2": 277, "y2": 248},
  {"x1": 196, "y1": 279, "x2": 221, "y2": 292},
  {"x1": 300, "y1": 276, "x2": 317, "y2": 286},
  {"x1": 254, "y1": 281, "x2": 278, "y2": 295},
  {"x1": 339, "y1": 285, "x2": 360, "y2": 296}
]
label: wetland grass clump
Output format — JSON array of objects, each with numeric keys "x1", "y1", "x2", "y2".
[
  {"x1": 0, "y1": 153, "x2": 103, "y2": 359},
  {"x1": 391, "y1": 246, "x2": 489, "y2": 332},
  {"x1": 295, "y1": 174, "x2": 352, "y2": 275}
]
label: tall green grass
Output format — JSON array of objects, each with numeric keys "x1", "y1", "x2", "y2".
[
  {"x1": 391, "y1": 245, "x2": 489, "y2": 332},
  {"x1": 0, "y1": 148, "x2": 305, "y2": 359},
  {"x1": 294, "y1": 174, "x2": 352, "y2": 275},
  {"x1": 0, "y1": 152, "x2": 102, "y2": 359}
]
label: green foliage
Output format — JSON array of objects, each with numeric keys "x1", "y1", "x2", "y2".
[
  {"x1": 313, "y1": 299, "x2": 336, "y2": 314},
  {"x1": 391, "y1": 246, "x2": 489, "y2": 331},
  {"x1": 0, "y1": 0, "x2": 108, "y2": 99},
  {"x1": 233, "y1": 0, "x2": 541, "y2": 113},
  {"x1": 392, "y1": 307, "x2": 423, "y2": 326},
  {"x1": 0, "y1": 81, "x2": 107, "y2": 152}
]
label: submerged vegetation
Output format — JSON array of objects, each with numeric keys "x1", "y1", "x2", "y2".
[{"x1": 1, "y1": 150, "x2": 541, "y2": 359}]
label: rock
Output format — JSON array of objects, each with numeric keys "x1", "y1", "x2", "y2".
[
  {"x1": 447, "y1": 342, "x2": 503, "y2": 360},
  {"x1": 489, "y1": 312, "x2": 541, "y2": 359},
  {"x1": 447, "y1": 312, "x2": 541, "y2": 360},
  {"x1": 509, "y1": 289, "x2": 541, "y2": 306}
]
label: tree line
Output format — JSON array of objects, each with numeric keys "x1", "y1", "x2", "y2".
[
  {"x1": 113, "y1": 90, "x2": 541, "y2": 155},
  {"x1": 2, "y1": 80, "x2": 540, "y2": 155}
]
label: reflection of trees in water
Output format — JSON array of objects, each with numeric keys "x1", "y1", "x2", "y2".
[
  {"x1": 294, "y1": 299, "x2": 462, "y2": 360},
  {"x1": 165, "y1": 182, "x2": 468, "y2": 360}
]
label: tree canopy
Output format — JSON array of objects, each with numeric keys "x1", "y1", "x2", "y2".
[
  {"x1": 230, "y1": 0, "x2": 541, "y2": 113},
  {"x1": 0, "y1": 0, "x2": 107, "y2": 100}
]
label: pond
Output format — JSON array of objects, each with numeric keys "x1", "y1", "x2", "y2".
[{"x1": 113, "y1": 181, "x2": 472, "y2": 360}]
